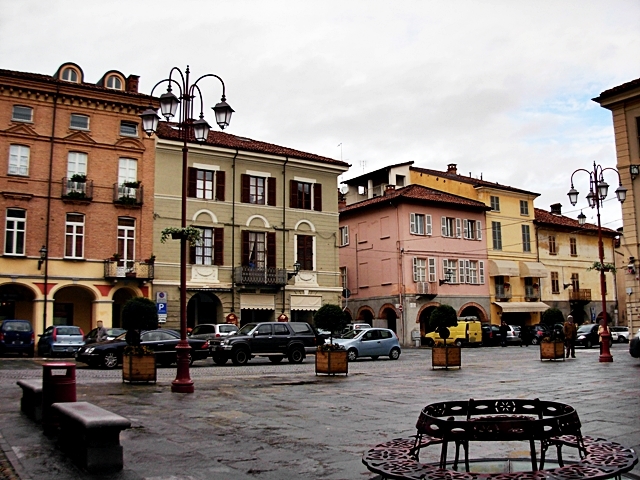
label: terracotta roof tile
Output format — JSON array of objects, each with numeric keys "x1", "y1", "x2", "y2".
[
  {"x1": 155, "y1": 122, "x2": 348, "y2": 167},
  {"x1": 595, "y1": 77, "x2": 640, "y2": 101},
  {"x1": 534, "y1": 208, "x2": 617, "y2": 236},
  {"x1": 340, "y1": 184, "x2": 490, "y2": 214}
]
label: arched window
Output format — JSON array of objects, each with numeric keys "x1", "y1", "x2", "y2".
[
  {"x1": 106, "y1": 75, "x2": 123, "y2": 90},
  {"x1": 62, "y1": 67, "x2": 79, "y2": 83}
]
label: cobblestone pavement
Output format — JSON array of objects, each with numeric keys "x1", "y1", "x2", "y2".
[{"x1": 0, "y1": 343, "x2": 638, "y2": 479}]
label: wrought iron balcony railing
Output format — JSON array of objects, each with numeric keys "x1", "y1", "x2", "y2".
[
  {"x1": 104, "y1": 260, "x2": 154, "y2": 280},
  {"x1": 113, "y1": 183, "x2": 143, "y2": 206},
  {"x1": 569, "y1": 289, "x2": 591, "y2": 302},
  {"x1": 234, "y1": 266, "x2": 287, "y2": 286},
  {"x1": 495, "y1": 286, "x2": 512, "y2": 301},
  {"x1": 61, "y1": 177, "x2": 93, "y2": 201}
]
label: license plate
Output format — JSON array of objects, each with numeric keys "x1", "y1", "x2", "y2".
[{"x1": 67, "y1": 347, "x2": 76, "y2": 352}]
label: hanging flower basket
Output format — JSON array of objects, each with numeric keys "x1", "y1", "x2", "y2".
[{"x1": 160, "y1": 226, "x2": 201, "y2": 244}]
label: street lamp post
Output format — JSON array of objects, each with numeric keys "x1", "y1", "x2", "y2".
[
  {"x1": 568, "y1": 161, "x2": 626, "y2": 363},
  {"x1": 140, "y1": 66, "x2": 233, "y2": 393}
]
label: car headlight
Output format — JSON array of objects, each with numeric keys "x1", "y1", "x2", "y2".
[
  {"x1": 577, "y1": 335, "x2": 585, "y2": 340},
  {"x1": 85, "y1": 347, "x2": 94, "y2": 353}
]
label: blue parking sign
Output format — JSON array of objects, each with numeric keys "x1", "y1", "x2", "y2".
[{"x1": 157, "y1": 303, "x2": 167, "y2": 315}]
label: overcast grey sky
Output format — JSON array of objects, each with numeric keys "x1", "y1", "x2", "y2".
[{"x1": 2, "y1": 0, "x2": 639, "y2": 228}]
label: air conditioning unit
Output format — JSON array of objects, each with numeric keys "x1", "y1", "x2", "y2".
[{"x1": 416, "y1": 282, "x2": 429, "y2": 295}]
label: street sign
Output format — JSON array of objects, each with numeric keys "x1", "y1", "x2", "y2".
[
  {"x1": 342, "y1": 288, "x2": 351, "y2": 298},
  {"x1": 157, "y1": 303, "x2": 167, "y2": 315},
  {"x1": 156, "y1": 291, "x2": 167, "y2": 303},
  {"x1": 158, "y1": 314, "x2": 167, "y2": 324}
]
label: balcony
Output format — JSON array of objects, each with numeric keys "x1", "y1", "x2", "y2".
[
  {"x1": 61, "y1": 177, "x2": 93, "y2": 202},
  {"x1": 415, "y1": 281, "x2": 437, "y2": 297},
  {"x1": 104, "y1": 260, "x2": 154, "y2": 281},
  {"x1": 569, "y1": 289, "x2": 591, "y2": 302},
  {"x1": 495, "y1": 286, "x2": 512, "y2": 301},
  {"x1": 113, "y1": 183, "x2": 143, "y2": 207},
  {"x1": 234, "y1": 266, "x2": 287, "y2": 286},
  {"x1": 524, "y1": 286, "x2": 540, "y2": 301}
]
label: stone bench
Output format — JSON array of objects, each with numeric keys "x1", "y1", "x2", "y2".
[
  {"x1": 16, "y1": 379, "x2": 43, "y2": 422},
  {"x1": 52, "y1": 401, "x2": 131, "y2": 473}
]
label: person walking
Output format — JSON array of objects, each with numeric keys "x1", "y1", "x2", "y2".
[
  {"x1": 563, "y1": 315, "x2": 577, "y2": 358},
  {"x1": 499, "y1": 320, "x2": 508, "y2": 347},
  {"x1": 96, "y1": 320, "x2": 108, "y2": 342}
]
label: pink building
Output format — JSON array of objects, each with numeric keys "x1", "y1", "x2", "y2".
[{"x1": 339, "y1": 184, "x2": 490, "y2": 346}]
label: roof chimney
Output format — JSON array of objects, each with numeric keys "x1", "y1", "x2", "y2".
[
  {"x1": 384, "y1": 184, "x2": 396, "y2": 195},
  {"x1": 447, "y1": 163, "x2": 457, "y2": 175},
  {"x1": 550, "y1": 203, "x2": 562, "y2": 215},
  {"x1": 126, "y1": 74, "x2": 139, "y2": 93}
]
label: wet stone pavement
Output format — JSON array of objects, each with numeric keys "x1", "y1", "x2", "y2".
[{"x1": 0, "y1": 343, "x2": 638, "y2": 480}]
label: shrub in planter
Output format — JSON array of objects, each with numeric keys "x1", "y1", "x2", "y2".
[
  {"x1": 429, "y1": 304, "x2": 458, "y2": 345},
  {"x1": 314, "y1": 304, "x2": 349, "y2": 345},
  {"x1": 122, "y1": 297, "x2": 158, "y2": 349}
]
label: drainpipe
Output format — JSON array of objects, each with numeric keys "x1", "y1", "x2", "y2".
[
  {"x1": 611, "y1": 237, "x2": 618, "y2": 325},
  {"x1": 281, "y1": 157, "x2": 288, "y2": 315},
  {"x1": 393, "y1": 200, "x2": 405, "y2": 345},
  {"x1": 230, "y1": 149, "x2": 239, "y2": 313},
  {"x1": 43, "y1": 84, "x2": 60, "y2": 333}
]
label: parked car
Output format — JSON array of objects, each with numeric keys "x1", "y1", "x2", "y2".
[
  {"x1": 37, "y1": 325, "x2": 84, "y2": 357},
  {"x1": 76, "y1": 329, "x2": 210, "y2": 369},
  {"x1": 332, "y1": 328, "x2": 401, "y2": 361},
  {"x1": 629, "y1": 329, "x2": 640, "y2": 358},
  {"x1": 527, "y1": 324, "x2": 550, "y2": 345},
  {"x1": 575, "y1": 324, "x2": 600, "y2": 349},
  {"x1": 341, "y1": 323, "x2": 372, "y2": 336},
  {"x1": 84, "y1": 327, "x2": 126, "y2": 345},
  {"x1": 505, "y1": 325, "x2": 522, "y2": 345},
  {"x1": 423, "y1": 320, "x2": 482, "y2": 347},
  {"x1": 188, "y1": 323, "x2": 239, "y2": 341},
  {"x1": 0, "y1": 319, "x2": 34, "y2": 357},
  {"x1": 210, "y1": 322, "x2": 320, "y2": 365},
  {"x1": 481, "y1": 323, "x2": 501, "y2": 346},
  {"x1": 610, "y1": 326, "x2": 629, "y2": 343}
]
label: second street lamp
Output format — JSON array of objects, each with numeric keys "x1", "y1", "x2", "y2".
[
  {"x1": 567, "y1": 161, "x2": 626, "y2": 363},
  {"x1": 141, "y1": 66, "x2": 233, "y2": 393}
]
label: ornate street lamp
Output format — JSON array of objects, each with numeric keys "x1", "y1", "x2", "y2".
[
  {"x1": 141, "y1": 66, "x2": 233, "y2": 393},
  {"x1": 567, "y1": 162, "x2": 625, "y2": 362}
]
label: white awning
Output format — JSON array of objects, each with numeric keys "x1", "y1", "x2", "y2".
[
  {"x1": 488, "y1": 260, "x2": 520, "y2": 277},
  {"x1": 290, "y1": 295, "x2": 323, "y2": 311},
  {"x1": 240, "y1": 294, "x2": 275, "y2": 310},
  {"x1": 519, "y1": 262, "x2": 548, "y2": 278},
  {"x1": 493, "y1": 301, "x2": 550, "y2": 313}
]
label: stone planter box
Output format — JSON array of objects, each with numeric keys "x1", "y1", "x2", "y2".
[
  {"x1": 122, "y1": 353, "x2": 157, "y2": 383},
  {"x1": 540, "y1": 341, "x2": 565, "y2": 361},
  {"x1": 315, "y1": 350, "x2": 348, "y2": 375},
  {"x1": 432, "y1": 345, "x2": 461, "y2": 369}
]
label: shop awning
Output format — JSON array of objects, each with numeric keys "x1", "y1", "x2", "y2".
[
  {"x1": 290, "y1": 295, "x2": 322, "y2": 311},
  {"x1": 519, "y1": 262, "x2": 548, "y2": 278},
  {"x1": 493, "y1": 301, "x2": 550, "y2": 313},
  {"x1": 240, "y1": 294, "x2": 275, "y2": 310},
  {"x1": 488, "y1": 260, "x2": 520, "y2": 277}
]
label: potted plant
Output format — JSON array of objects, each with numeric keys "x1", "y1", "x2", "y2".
[
  {"x1": 111, "y1": 252, "x2": 121, "y2": 262},
  {"x1": 145, "y1": 255, "x2": 156, "y2": 264},
  {"x1": 540, "y1": 308, "x2": 565, "y2": 361},
  {"x1": 160, "y1": 226, "x2": 202, "y2": 245},
  {"x1": 121, "y1": 297, "x2": 158, "y2": 383},
  {"x1": 69, "y1": 173, "x2": 87, "y2": 183},
  {"x1": 540, "y1": 336, "x2": 565, "y2": 361},
  {"x1": 123, "y1": 180, "x2": 141, "y2": 189},
  {"x1": 313, "y1": 304, "x2": 349, "y2": 375},
  {"x1": 429, "y1": 304, "x2": 461, "y2": 369},
  {"x1": 125, "y1": 260, "x2": 136, "y2": 277}
]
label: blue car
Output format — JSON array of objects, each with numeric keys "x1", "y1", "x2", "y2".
[
  {"x1": 0, "y1": 319, "x2": 35, "y2": 357},
  {"x1": 332, "y1": 328, "x2": 401, "y2": 361}
]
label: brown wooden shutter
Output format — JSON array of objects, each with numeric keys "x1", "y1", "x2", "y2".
[
  {"x1": 313, "y1": 183, "x2": 322, "y2": 211},
  {"x1": 216, "y1": 171, "x2": 225, "y2": 201},
  {"x1": 267, "y1": 177, "x2": 276, "y2": 206},
  {"x1": 187, "y1": 167, "x2": 197, "y2": 198},
  {"x1": 241, "y1": 174, "x2": 250, "y2": 203},
  {"x1": 213, "y1": 227, "x2": 224, "y2": 265},
  {"x1": 289, "y1": 180, "x2": 298, "y2": 208},
  {"x1": 267, "y1": 232, "x2": 276, "y2": 268},
  {"x1": 241, "y1": 230, "x2": 250, "y2": 266},
  {"x1": 189, "y1": 244, "x2": 196, "y2": 264}
]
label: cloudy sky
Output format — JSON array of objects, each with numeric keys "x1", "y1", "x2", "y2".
[{"x1": 2, "y1": 0, "x2": 639, "y2": 228}]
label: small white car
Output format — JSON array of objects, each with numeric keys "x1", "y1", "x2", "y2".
[
  {"x1": 610, "y1": 326, "x2": 630, "y2": 343},
  {"x1": 189, "y1": 323, "x2": 239, "y2": 341},
  {"x1": 341, "y1": 323, "x2": 372, "y2": 335}
]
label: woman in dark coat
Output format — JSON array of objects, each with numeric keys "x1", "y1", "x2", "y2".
[{"x1": 499, "y1": 321, "x2": 508, "y2": 347}]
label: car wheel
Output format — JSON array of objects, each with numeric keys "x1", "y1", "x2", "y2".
[
  {"x1": 531, "y1": 337, "x2": 539, "y2": 345},
  {"x1": 347, "y1": 348, "x2": 358, "y2": 362},
  {"x1": 454, "y1": 339, "x2": 463, "y2": 347},
  {"x1": 231, "y1": 348, "x2": 249, "y2": 365},
  {"x1": 188, "y1": 353, "x2": 194, "y2": 366},
  {"x1": 389, "y1": 347, "x2": 401, "y2": 360},
  {"x1": 212, "y1": 356, "x2": 228, "y2": 366},
  {"x1": 371, "y1": 356, "x2": 379, "y2": 360},
  {"x1": 586, "y1": 340, "x2": 592, "y2": 349},
  {"x1": 288, "y1": 347, "x2": 305, "y2": 364},
  {"x1": 103, "y1": 351, "x2": 119, "y2": 369},
  {"x1": 269, "y1": 356, "x2": 284, "y2": 364}
]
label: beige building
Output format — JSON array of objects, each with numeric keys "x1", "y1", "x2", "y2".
[{"x1": 153, "y1": 122, "x2": 349, "y2": 328}]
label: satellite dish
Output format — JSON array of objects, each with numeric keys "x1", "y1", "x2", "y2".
[{"x1": 339, "y1": 184, "x2": 349, "y2": 194}]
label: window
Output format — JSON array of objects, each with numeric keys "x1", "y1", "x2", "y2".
[
  {"x1": 70, "y1": 114, "x2": 89, "y2": 130},
  {"x1": 521, "y1": 225, "x2": 531, "y2": 252},
  {"x1": 339, "y1": 226, "x2": 349, "y2": 246},
  {"x1": 551, "y1": 272, "x2": 560, "y2": 294},
  {"x1": 117, "y1": 217, "x2": 135, "y2": 265},
  {"x1": 8, "y1": 145, "x2": 30, "y2": 176},
  {"x1": 571, "y1": 273, "x2": 580, "y2": 291},
  {"x1": 194, "y1": 227, "x2": 213, "y2": 265},
  {"x1": 297, "y1": 235, "x2": 314, "y2": 270},
  {"x1": 120, "y1": 121, "x2": 138, "y2": 136},
  {"x1": 549, "y1": 235, "x2": 557, "y2": 255},
  {"x1": 413, "y1": 258, "x2": 426, "y2": 282},
  {"x1": 495, "y1": 276, "x2": 507, "y2": 297},
  {"x1": 428, "y1": 258, "x2": 436, "y2": 282},
  {"x1": 410, "y1": 213, "x2": 431, "y2": 235},
  {"x1": 443, "y1": 259, "x2": 458, "y2": 283},
  {"x1": 61, "y1": 67, "x2": 79, "y2": 82},
  {"x1": 188, "y1": 167, "x2": 225, "y2": 201},
  {"x1": 340, "y1": 267, "x2": 348, "y2": 288},
  {"x1": 570, "y1": 237, "x2": 577, "y2": 256},
  {"x1": 490, "y1": 196, "x2": 500, "y2": 211},
  {"x1": 492, "y1": 221, "x2": 502, "y2": 250},
  {"x1": 524, "y1": 277, "x2": 537, "y2": 298},
  {"x1": 463, "y1": 219, "x2": 482, "y2": 240},
  {"x1": 65, "y1": 213, "x2": 84, "y2": 258},
  {"x1": 396, "y1": 174, "x2": 405, "y2": 187},
  {"x1": 441, "y1": 217, "x2": 460, "y2": 238},
  {"x1": 12, "y1": 105, "x2": 33, "y2": 122},
  {"x1": 274, "y1": 324, "x2": 289, "y2": 335},
  {"x1": 119, "y1": 157, "x2": 137, "y2": 185},
  {"x1": 241, "y1": 174, "x2": 275, "y2": 205},
  {"x1": 106, "y1": 75, "x2": 123, "y2": 90},
  {"x1": 520, "y1": 200, "x2": 529, "y2": 216},
  {"x1": 242, "y1": 231, "x2": 276, "y2": 269},
  {"x1": 67, "y1": 152, "x2": 87, "y2": 177},
  {"x1": 4, "y1": 209, "x2": 26, "y2": 255},
  {"x1": 289, "y1": 180, "x2": 321, "y2": 211}
]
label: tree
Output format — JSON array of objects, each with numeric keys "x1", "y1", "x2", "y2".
[
  {"x1": 122, "y1": 297, "x2": 158, "y2": 346},
  {"x1": 314, "y1": 304, "x2": 349, "y2": 344},
  {"x1": 541, "y1": 308, "x2": 564, "y2": 327},
  {"x1": 429, "y1": 305, "x2": 458, "y2": 341}
]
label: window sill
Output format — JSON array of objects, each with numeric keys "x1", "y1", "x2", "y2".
[
  {"x1": 2, "y1": 254, "x2": 26, "y2": 258},
  {"x1": 64, "y1": 257, "x2": 86, "y2": 261},
  {"x1": 381, "y1": 282, "x2": 392, "y2": 286},
  {"x1": 380, "y1": 235, "x2": 390, "y2": 239},
  {"x1": 11, "y1": 119, "x2": 33, "y2": 124}
]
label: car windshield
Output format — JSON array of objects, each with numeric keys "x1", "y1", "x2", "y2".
[
  {"x1": 114, "y1": 332, "x2": 127, "y2": 341},
  {"x1": 2, "y1": 321, "x2": 31, "y2": 332},
  {"x1": 238, "y1": 323, "x2": 258, "y2": 335},
  {"x1": 577, "y1": 325, "x2": 593, "y2": 333},
  {"x1": 56, "y1": 326, "x2": 81, "y2": 335},
  {"x1": 341, "y1": 330, "x2": 363, "y2": 339}
]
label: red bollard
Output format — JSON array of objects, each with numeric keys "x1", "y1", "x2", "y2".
[{"x1": 42, "y1": 362, "x2": 76, "y2": 433}]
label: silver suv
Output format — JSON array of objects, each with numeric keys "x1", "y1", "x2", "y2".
[{"x1": 189, "y1": 323, "x2": 239, "y2": 341}]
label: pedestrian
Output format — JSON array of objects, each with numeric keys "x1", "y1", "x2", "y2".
[
  {"x1": 563, "y1": 315, "x2": 577, "y2": 358},
  {"x1": 96, "y1": 320, "x2": 108, "y2": 342},
  {"x1": 520, "y1": 325, "x2": 530, "y2": 347},
  {"x1": 499, "y1": 320, "x2": 508, "y2": 347},
  {"x1": 597, "y1": 319, "x2": 609, "y2": 355}
]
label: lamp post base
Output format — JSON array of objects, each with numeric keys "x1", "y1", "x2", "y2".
[
  {"x1": 171, "y1": 342, "x2": 194, "y2": 393},
  {"x1": 598, "y1": 353, "x2": 613, "y2": 363},
  {"x1": 598, "y1": 332, "x2": 613, "y2": 363}
]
